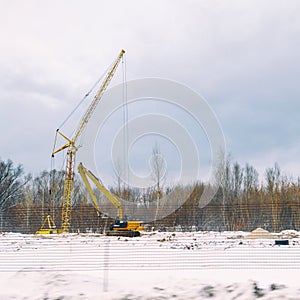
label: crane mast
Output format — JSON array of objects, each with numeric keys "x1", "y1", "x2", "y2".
[{"x1": 52, "y1": 50, "x2": 125, "y2": 233}]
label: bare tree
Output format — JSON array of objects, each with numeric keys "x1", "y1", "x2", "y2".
[
  {"x1": 242, "y1": 163, "x2": 259, "y2": 229},
  {"x1": 0, "y1": 159, "x2": 24, "y2": 208},
  {"x1": 0, "y1": 159, "x2": 25, "y2": 231},
  {"x1": 214, "y1": 153, "x2": 232, "y2": 230},
  {"x1": 32, "y1": 169, "x2": 65, "y2": 222},
  {"x1": 113, "y1": 158, "x2": 124, "y2": 197},
  {"x1": 265, "y1": 163, "x2": 281, "y2": 231},
  {"x1": 150, "y1": 143, "x2": 166, "y2": 196},
  {"x1": 150, "y1": 143, "x2": 166, "y2": 221},
  {"x1": 232, "y1": 162, "x2": 243, "y2": 198}
]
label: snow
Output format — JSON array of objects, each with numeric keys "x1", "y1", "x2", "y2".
[{"x1": 0, "y1": 231, "x2": 299, "y2": 299}]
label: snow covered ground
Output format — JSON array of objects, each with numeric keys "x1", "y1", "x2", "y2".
[{"x1": 0, "y1": 230, "x2": 299, "y2": 299}]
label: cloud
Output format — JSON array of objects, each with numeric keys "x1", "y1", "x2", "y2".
[{"x1": 0, "y1": 0, "x2": 300, "y2": 182}]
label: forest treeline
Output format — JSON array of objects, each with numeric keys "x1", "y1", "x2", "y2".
[{"x1": 0, "y1": 157, "x2": 299, "y2": 233}]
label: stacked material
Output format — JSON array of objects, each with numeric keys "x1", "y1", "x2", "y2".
[{"x1": 246, "y1": 228, "x2": 274, "y2": 239}]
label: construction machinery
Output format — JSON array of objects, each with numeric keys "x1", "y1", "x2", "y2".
[
  {"x1": 78, "y1": 162, "x2": 144, "y2": 237},
  {"x1": 35, "y1": 214, "x2": 58, "y2": 234},
  {"x1": 36, "y1": 49, "x2": 125, "y2": 234}
]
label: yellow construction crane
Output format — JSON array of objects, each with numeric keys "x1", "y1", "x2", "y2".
[
  {"x1": 78, "y1": 162, "x2": 144, "y2": 237},
  {"x1": 36, "y1": 49, "x2": 125, "y2": 234}
]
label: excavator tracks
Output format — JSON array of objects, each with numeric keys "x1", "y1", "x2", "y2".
[{"x1": 106, "y1": 230, "x2": 141, "y2": 237}]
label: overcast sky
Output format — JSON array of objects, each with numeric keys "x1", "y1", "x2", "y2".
[{"x1": 1, "y1": 0, "x2": 300, "y2": 185}]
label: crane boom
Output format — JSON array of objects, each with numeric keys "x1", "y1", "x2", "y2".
[
  {"x1": 52, "y1": 49, "x2": 125, "y2": 156},
  {"x1": 72, "y1": 49, "x2": 125, "y2": 144},
  {"x1": 51, "y1": 50, "x2": 125, "y2": 233}
]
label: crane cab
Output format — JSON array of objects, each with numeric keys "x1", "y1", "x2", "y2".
[{"x1": 107, "y1": 219, "x2": 145, "y2": 237}]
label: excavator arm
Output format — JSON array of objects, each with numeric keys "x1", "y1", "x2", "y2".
[
  {"x1": 78, "y1": 163, "x2": 144, "y2": 237},
  {"x1": 77, "y1": 163, "x2": 101, "y2": 215},
  {"x1": 78, "y1": 163, "x2": 123, "y2": 219}
]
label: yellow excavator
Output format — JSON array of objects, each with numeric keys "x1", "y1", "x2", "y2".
[
  {"x1": 78, "y1": 163, "x2": 144, "y2": 237},
  {"x1": 36, "y1": 50, "x2": 125, "y2": 234}
]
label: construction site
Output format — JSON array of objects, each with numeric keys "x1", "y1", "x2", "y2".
[
  {"x1": 0, "y1": 49, "x2": 299, "y2": 237},
  {"x1": 2, "y1": 1, "x2": 300, "y2": 297},
  {"x1": 0, "y1": 47, "x2": 300, "y2": 300}
]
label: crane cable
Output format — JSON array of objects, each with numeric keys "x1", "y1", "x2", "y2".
[
  {"x1": 50, "y1": 60, "x2": 116, "y2": 183},
  {"x1": 58, "y1": 61, "x2": 115, "y2": 131},
  {"x1": 49, "y1": 155, "x2": 55, "y2": 220},
  {"x1": 122, "y1": 54, "x2": 129, "y2": 193}
]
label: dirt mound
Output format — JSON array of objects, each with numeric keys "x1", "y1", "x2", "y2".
[{"x1": 246, "y1": 228, "x2": 274, "y2": 239}]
